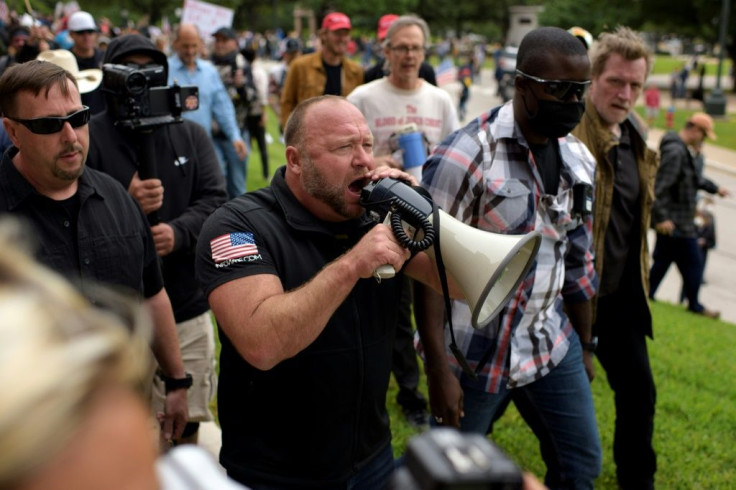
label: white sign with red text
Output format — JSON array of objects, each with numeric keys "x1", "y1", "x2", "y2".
[{"x1": 181, "y1": 0, "x2": 234, "y2": 40}]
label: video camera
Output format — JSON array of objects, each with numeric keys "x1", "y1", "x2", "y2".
[
  {"x1": 389, "y1": 428, "x2": 523, "y2": 490},
  {"x1": 102, "y1": 63, "x2": 199, "y2": 131}
]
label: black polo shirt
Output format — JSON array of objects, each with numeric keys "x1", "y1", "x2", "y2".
[
  {"x1": 0, "y1": 148, "x2": 163, "y2": 301},
  {"x1": 196, "y1": 168, "x2": 401, "y2": 487}
]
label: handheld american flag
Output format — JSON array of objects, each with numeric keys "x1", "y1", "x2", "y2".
[{"x1": 435, "y1": 58, "x2": 458, "y2": 87}]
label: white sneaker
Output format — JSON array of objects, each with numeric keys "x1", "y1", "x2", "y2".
[{"x1": 265, "y1": 132, "x2": 274, "y2": 145}]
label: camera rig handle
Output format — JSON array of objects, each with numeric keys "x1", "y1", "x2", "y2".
[{"x1": 135, "y1": 130, "x2": 160, "y2": 226}]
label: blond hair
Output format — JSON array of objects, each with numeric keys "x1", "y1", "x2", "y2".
[
  {"x1": 590, "y1": 26, "x2": 653, "y2": 79},
  {"x1": 0, "y1": 218, "x2": 152, "y2": 487}
]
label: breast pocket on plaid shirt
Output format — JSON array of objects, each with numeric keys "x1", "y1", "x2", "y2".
[{"x1": 487, "y1": 179, "x2": 532, "y2": 229}]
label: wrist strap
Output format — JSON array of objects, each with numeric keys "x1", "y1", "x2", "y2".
[
  {"x1": 158, "y1": 370, "x2": 193, "y2": 393},
  {"x1": 433, "y1": 204, "x2": 497, "y2": 380}
]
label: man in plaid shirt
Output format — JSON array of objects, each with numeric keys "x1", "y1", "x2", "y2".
[{"x1": 416, "y1": 27, "x2": 602, "y2": 489}]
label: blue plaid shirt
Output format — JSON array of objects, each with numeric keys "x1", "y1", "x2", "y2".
[{"x1": 420, "y1": 102, "x2": 598, "y2": 391}]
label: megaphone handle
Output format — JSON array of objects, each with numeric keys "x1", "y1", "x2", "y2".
[
  {"x1": 373, "y1": 212, "x2": 398, "y2": 282},
  {"x1": 373, "y1": 264, "x2": 396, "y2": 282}
]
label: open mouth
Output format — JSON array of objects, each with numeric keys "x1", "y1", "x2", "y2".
[{"x1": 348, "y1": 176, "x2": 369, "y2": 193}]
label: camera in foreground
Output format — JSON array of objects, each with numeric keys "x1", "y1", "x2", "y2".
[
  {"x1": 390, "y1": 428, "x2": 523, "y2": 490},
  {"x1": 102, "y1": 63, "x2": 199, "y2": 131}
]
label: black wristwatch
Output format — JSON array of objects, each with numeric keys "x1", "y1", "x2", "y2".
[
  {"x1": 158, "y1": 370, "x2": 193, "y2": 393},
  {"x1": 581, "y1": 336, "x2": 598, "y2": 353}
]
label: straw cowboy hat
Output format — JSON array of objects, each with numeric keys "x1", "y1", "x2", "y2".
[{"x1": 36, "y1": 50, "x2": 103, "y2": 94}]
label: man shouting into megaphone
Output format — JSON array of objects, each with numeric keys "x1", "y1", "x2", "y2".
[{"x1": 195, "y1": 95, "x2": 465, "y2": 490}]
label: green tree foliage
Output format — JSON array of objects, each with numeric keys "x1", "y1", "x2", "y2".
[
  {"x1": 288, "y1": 0, "x2": 419, "y2": 34},
  {"x1": 637, "y1": 0, "x2": 720, "y2": 39},
  {"x1": 28, "y1": 0, "x2": 734, "y2": 54},
  {"x1": 539, "y1": 0, "x2": 643, "y2": 35},
  {"x1": 124, "y1": 0, "x2": 181, "y2": 25},
  {"x1": 416, "y1": 0, "x2": 509, "y2": 39},
  {"x1": 538, "y1": 0, "x2": 727, "y2": 49}
]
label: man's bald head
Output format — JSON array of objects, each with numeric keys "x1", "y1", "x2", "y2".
[{"x1": 173, "y1": 23, "x2": 202, "y2": 68}]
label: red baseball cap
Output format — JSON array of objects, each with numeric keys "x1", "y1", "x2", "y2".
[
  {"x1": 377, "y1": 14, "x2": 399, "y2": 41},
  {"x1": 322, "y1": 12, "x2": 352, "y2": 31}
]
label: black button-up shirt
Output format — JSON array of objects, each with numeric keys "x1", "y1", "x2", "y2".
[{"x1": 0, "y1": 147, "x2": 163, "y2": 301}]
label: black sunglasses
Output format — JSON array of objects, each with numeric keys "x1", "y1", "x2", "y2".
[
  {"x1": 7, "y1": 106, "x2": 90, "y2": 135},
  {"x1": 516, "y1": 70, "x2": 591, "y2": 101}
]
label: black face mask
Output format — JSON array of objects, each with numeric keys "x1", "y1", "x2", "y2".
[{"x1": 523, "y1": 91, "x2": 586, "y2": 139}]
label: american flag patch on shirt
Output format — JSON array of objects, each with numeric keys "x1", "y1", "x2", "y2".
[{"x1": 210, "y1": 232, "x2": 259, "y2": 263}]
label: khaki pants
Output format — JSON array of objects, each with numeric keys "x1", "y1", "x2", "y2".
[{"x1": 151, "y1": 311, "x2": 217, "y2": 422}]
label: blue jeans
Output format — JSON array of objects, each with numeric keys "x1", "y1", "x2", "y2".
[
  {"x1": 649, "y1": 234, "x2": 705, "y2": 311},
  {"x1": 238, "y1": 444, "x2": 395, "y2": 490},
  {"x1": 213, "y1": 131, "x2": 249, "y2": 199},
  {"x1": 459, "y1": 338, "x2": 601, "y2": 490}
]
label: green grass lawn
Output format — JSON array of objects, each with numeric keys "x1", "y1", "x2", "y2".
[
  {"x1": 213, "y1": 107, "x2": 736, "y2": 489},
  {"x1": 634, "y1": 106, "x2": 736, "y2": 151},
  {"x1": 243, "y1": 113, "x2": 283, "y2": 191},
  {"x1": 651, "y1": 54, "x2": 732, "y2": 77},
  {"x1": 387, "y1": 301, "x2": 736, "y2": 489}
]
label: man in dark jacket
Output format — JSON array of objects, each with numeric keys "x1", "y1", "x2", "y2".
[
  {"x1": 650, "y1": 112, "x2": 729, "y2": 319},
  {"x1": 572, "y1": 26, "x2": 659, "y2": 490},
  {"x1": 86, "y1": 34, "x2": 228, "y2": 444}
]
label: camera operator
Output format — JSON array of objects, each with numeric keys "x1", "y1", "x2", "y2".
[{"x1": 86, "y1": 34, "x2": 228, "y2": 447}]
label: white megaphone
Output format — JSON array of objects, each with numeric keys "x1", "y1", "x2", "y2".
[{"x1": 361, "y1": 178, "x2": 541, "y2": 329}]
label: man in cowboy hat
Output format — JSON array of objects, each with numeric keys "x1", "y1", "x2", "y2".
[
  {"x1": 650, "y1": 112, "x2": 730, "y2": 319},
  {"x1": 36, "y1": 49, "x2": 102, "y2": 95}
]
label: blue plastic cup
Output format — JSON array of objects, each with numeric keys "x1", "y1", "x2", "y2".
[{"x1": 398, "y1": 132, "x2": 426, "y2": 171}]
